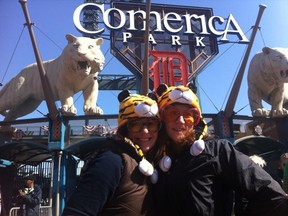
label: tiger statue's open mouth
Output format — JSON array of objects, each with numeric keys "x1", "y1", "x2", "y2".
[
  {"x1": 78, "y1": 61, "x2": 90, "y2": 70},
  {"x1": 76, "y1": 61, "x2": 91, "y2": 76},
  {"x1": 280, "y1": 70, "x2": 288, "y2": 78},
  {"x1": 76, "y1": 58, "x2": 104, "y2": 76}
]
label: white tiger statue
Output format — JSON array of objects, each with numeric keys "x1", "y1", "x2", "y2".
[
  {"x1": 247, "y1": 47, "x2": 288, "y2": 117},
  {"x1": 0, "y1": 34, "x2": 105, "y2": 121}
]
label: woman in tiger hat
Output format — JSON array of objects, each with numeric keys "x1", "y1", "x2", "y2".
[
  {"x1": 152, "y1": 83, "x2": 288, "y2": 216},
  {"x1": 63, "y1": 90, "x2": 161, "y2": 216}
]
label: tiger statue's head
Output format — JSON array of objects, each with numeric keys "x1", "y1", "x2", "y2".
[
  {"x1": 63, "y1": 34, "x2": 105, "y2": 77},
  {"x1": 260, "y1": 47, "x2": 288, "y2": 83},
  {"x1": 118, "y1": 90, "x2": 159, "y2": 128}
]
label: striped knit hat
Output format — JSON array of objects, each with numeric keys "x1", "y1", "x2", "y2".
[
  {"x1": 118, "y1": 90, "x2": 159, "y2": 128},
  {"x1": 156, "y1": 83, "x2": 207, "y2": 139}
]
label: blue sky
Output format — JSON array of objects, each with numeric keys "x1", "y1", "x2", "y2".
[{"x1": 1, "y1": 0, "x2": 288, "y2": 121}]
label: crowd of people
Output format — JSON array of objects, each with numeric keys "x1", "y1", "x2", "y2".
[{"x1": 62, "y1": 83, "x2": 288, "y2": 216}]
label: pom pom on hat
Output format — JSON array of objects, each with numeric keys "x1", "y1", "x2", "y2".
[
  {"x1": 150, "y1": 169, "x2": 159, "y2": 184},
  {"x1": 159, "y1": 155, "x2": 172, "y2": 172},
  {"x1": 139, "y1": 158, "x2": 154, "y2": 176},
  {"x1": 190, "y1": 140, "x2": 205, "y2": 156}
]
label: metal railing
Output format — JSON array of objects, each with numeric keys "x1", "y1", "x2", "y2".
[{"x1": 9, "y1": 206, "x2": 52, "y2": 216}]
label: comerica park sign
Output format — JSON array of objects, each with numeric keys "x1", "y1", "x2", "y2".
[
  {"x1": 73, "y1": 3, "x2": 249, "y2": 46},
  {"x1": 72, "y1": 2, "x2": 249, "y2": 88}
]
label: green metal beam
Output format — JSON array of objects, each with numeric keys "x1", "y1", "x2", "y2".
[{"x1": 98, "y1": 74, "x2": 137, "y2": 90}]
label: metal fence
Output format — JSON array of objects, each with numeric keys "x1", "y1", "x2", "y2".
[{"x1": 9, "y1": 206, "x2": 52, "y2": 216}]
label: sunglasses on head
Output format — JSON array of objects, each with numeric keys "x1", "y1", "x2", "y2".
[
  {"x1": 127, "y1": 118, "x2": 161, "y2": 133},
  {"x1": 161, "y1": 106, "x2": 201, "y2": 126}
]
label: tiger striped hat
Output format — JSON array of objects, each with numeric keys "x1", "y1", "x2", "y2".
[
  {"x1": 156, "y1": 83, "x2": 207, "y2": 139},
  {"x1": 118, "y1": 90, "x2": 159, "y2": 128},
  {"x1": 156, "y1": 84, "x2": 201, "y2": 115}
]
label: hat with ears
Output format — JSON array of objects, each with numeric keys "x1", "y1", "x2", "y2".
[
  {"x1": 156, "y1": 83, "x2": 201, "y2": 115},
  {"x1": 117, "y1": 90, "x2": 159, "y2": 128},
  {"x1": 155, "y1": 83, "x2": 207, "y2": 140}
]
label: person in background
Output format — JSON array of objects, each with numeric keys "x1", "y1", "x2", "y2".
[
  {"x1": 62, "y1": 90, "x2": 162, "y2": 216},
  {"x1": 17, "y1": 175, "x2": 42, "y2": 216},
  {"x1": 152, "y1": 83, "x2": 288, "y2": 216},
  {"x1": 274, "y1": 153, "x2": 288, "y2": 187}
]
